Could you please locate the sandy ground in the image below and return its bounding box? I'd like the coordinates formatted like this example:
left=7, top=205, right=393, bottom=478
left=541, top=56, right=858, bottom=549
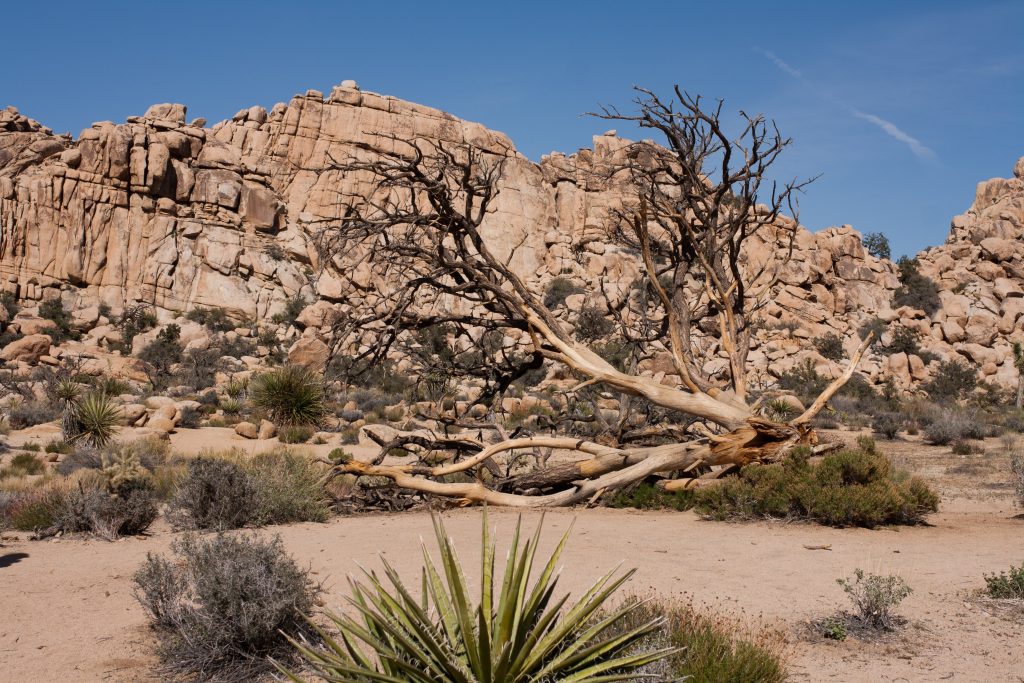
left=2, top=431, right=1023, bottom=682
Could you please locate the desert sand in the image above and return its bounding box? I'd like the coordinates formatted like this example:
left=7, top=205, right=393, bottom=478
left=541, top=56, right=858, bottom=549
left=1, top=433, right=1023, bottom=683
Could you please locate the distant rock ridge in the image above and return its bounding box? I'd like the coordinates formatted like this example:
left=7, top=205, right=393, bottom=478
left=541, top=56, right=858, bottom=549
left=1, top=85, right=1023, bottom=392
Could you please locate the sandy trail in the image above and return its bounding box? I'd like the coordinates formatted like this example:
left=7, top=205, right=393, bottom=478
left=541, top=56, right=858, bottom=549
left=2, top=504, right=1023, bottom=682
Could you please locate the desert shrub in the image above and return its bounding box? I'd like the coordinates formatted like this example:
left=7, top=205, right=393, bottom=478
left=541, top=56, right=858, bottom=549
left=44, top=439, right=72, bottom=455
left=893, top=256, right=940, bottom=314
left=185, top=307, right=236, bottom=333
left=219, top=397, right=243, bottom=415
left=337, top=408, right=363, bottom=422
left=1010, top=450, right=1024, bottom=506
left=38, top=298, right=77, bottom=342
left=923, top=359, right=977, bottom=401
left=862, top=231, right=891, bottom=260
left=270, top=294, right=307, bottom=327
left=134, top=533, right=318, bottom=681
left=0, top=291, right=18, bottom=319
left=574, top=305, right=615, bottom=342
left=1, top=452, right=45, bottom=478
left=178, top=406, right=202, bottom=428
left=837, top=568, right=912, bottom=630
left=66, top=392, right=120, bottom=447
left=1, top=485, right=66, bottom=531
left=763, top=397, right=802, bottom=422
left=858, top=316, right=888, bottom=346
left=543, top=275, right=585, bottom=309
left=250, top=365, right=326, bottom=427
left=287, top=511, right=672, bottom=682
left=776, top=358, right=829, bottom=404
left=243, top=449, right=329, bottom=524
left=820, top=616, right=847, bottom=641
left=339, top=425, right=359, bottom=445
left=814, top=332, right=845, bottom=361
left=21, top=441, right=41, bottom=452
left=6, top=400, right=59, bottom=429
left=924, top=408, right=987, bottom=445
left=279, top=425, right=314, bottom=444
left=984, top=564, right=1024, bottom=599
left=178, top=347, right=221, bottom=389
left=57, top=477, right=158, bottom=539
left=694, top=447, right=938, bottom=527
left=138, top=324, right=183, bottom=389
left=872, top=412, right=903, bottom=439
left=607, top=481, right=695, bottom=511
left=603, top=596, right=787, bottom=683
left=168, top=457, right=258, bottom=530
left=112, top=304, right=158, bottom=347
left=951, top=440, right=978, bottom=455
left=92, top=375, right=131, bottom=396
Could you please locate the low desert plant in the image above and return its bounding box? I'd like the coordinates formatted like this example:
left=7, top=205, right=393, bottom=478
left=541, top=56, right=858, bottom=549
left=607, top=482, right=695, bottom=511
left=813, top=332, right=845, bottom=361
left=67, top=392, right=120, bottom=447
left=574, top=305, right=615, bottom=342
left=168, top=457, right=258, bottom=530
left=57, top=476, right=158, bottom=539
left=820, top=616, right=847, bottom=641
left=134, top=533, right=318, bottom=681
left=278, top=424, right=314, bottom=444
left=286, top=512, right=676, bottom=682
left=893, top=256, right=940, bottom=315
left=983, top=564, right=1024, bottom=599
left=0, top=452, right=45, bottom=478
left=5, top=399, right=60, bottom=429
left=872, top=412, right=903, bottom=439
left=951, top=440, right=980, bottom=455
left=250, top=365, right=326, bottom=427
left=542, top=275, right=585, bottom=309
left=185, top=306, right=237, bottom=333
left=693, top=446, right=938, bottom=527
left=243, top=449, right=329, bottom=525
left=0, top=484, right=66, bottom=531
left=837, top=568, right=912, bottom=630
left=923, top=359, right=978, bottom=401
left=603, top=596, right=788, bottom=683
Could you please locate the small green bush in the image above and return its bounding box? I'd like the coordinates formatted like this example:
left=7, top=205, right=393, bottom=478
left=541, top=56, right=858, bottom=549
left=776, top=359, right=829, bottom=405
left=837, top=568, right=912, bottom=630
left=134, top=533, right=318, bottom=681
left=984, top=564, right=1024, bottom=599
left=608, top=482, right=695, bottom=511
left=244, top=449, right=329, bottom=525
left=820, top=616, right=847, bottom=641
left=1, top=452, right=45, bottom=478
left=270, top=294, right=307, bottom=327
left=872, top=412, right=903, bottom=440
left=605, top=596, right=787, bottom=683
left=814, top=332, right=845, bottom=361
left=574, top=305, right=615, bottom=342
left=38, top=298, right=77, bottom=342
left=862, top=232, right=891, bottom=260
left=278, top=425, right=314, bottom=444
left=168, top=458, right=257, bottom=530
left=1, top=485, right=66, bottom=531
left=543, top=276, right=585, bottom=308
left=923, top=359, right=977, bottom=401
left=893, top=256, right=940, bottom=314
left=693, top=447, right=938, bottom=527
left=185, top=307, right=237, bottom=333
left=250, top=365, right=326, bottom=427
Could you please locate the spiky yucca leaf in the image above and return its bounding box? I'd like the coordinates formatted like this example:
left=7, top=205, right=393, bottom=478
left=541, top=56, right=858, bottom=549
left=250, top=364, right=326, bottom=427
left=68, top=392, right=120, bottom=448
left=282, top=511, right=678, bottom=682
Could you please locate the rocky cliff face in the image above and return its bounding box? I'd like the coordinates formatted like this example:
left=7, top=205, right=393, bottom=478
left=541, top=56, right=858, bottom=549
left=1, top=83, right=1022, bottom=392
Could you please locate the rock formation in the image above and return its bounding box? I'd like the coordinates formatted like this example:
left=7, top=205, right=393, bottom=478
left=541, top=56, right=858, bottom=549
left=1, top=85, right=1023, bottom=394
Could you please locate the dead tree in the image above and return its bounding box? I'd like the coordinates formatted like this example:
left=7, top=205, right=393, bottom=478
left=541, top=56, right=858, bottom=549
left=318, top=87, right=871, bottom=507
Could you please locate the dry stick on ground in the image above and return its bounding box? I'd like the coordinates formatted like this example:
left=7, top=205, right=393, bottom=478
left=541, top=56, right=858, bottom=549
left=319, top=86, right=866, bottom=507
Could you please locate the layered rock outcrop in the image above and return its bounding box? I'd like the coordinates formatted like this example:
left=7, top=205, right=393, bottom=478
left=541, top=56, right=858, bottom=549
left=1, top=85, right=1023, bottom=393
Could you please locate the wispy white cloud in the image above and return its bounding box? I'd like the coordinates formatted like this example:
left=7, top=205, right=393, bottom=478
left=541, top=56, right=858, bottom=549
left=851, top=111, right=935, bottom=160
left=756, top=48, right=936, bottom=160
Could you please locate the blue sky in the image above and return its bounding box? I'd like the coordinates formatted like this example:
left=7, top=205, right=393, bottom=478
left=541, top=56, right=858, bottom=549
left=3, top=0, right=1022, bottom=257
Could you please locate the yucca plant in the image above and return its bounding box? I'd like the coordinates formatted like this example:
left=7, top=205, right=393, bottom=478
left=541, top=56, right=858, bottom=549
left=250, top=364, right=326, bottom=427
left=55, top=377, right=82, bottom=441
left=68, top=392, right=120, bottom=448
left=283, top=512, right=678, bottom=682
